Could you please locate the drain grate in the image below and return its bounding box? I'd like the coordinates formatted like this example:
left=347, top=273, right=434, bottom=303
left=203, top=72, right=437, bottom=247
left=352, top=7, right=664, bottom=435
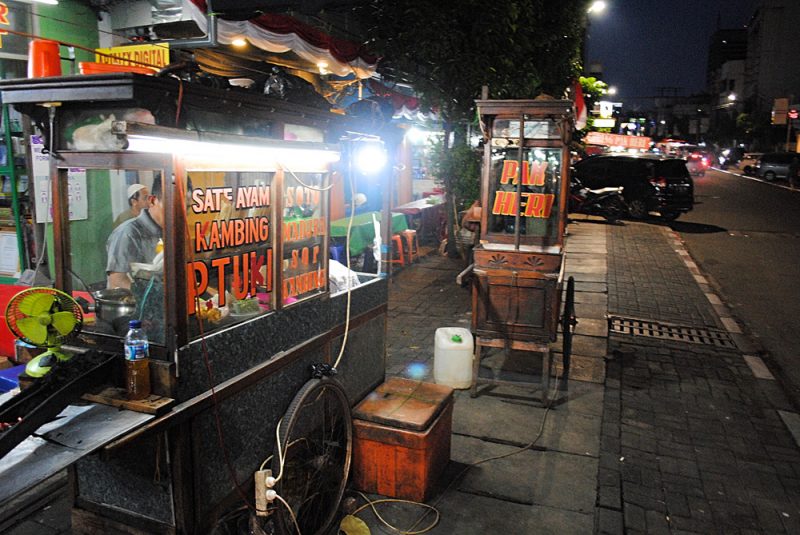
left=608, top=315, right=737, bottom=349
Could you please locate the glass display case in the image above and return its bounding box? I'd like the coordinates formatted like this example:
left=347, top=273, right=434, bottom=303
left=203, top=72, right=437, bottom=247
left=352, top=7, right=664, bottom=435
left=478, top=100, right=573, bottom=250
left=52, top=121, right=337, bottom=352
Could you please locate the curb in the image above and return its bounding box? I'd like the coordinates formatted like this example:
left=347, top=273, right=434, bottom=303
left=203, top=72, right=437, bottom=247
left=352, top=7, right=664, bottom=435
left=660, top=224, right=800, bottom=449
left=659, top=225, right=773, bottom=378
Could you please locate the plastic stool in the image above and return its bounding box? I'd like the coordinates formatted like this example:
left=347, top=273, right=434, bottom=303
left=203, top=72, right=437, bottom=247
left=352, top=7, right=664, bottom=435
left=330, top=244, right=345, bottom=263
left=387, top=234, right=405, bottom=265
left=400, top=229, right=419, bottom=263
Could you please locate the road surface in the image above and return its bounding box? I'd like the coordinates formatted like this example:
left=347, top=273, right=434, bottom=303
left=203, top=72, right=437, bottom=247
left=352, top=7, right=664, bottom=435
left=669, top=168, right=800, bottom=403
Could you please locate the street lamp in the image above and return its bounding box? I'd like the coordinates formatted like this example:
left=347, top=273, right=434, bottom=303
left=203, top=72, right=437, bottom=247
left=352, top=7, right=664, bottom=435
left=607, top=86, right=618, bottom=96
left=588, top=1, right=607, bottom=14
left=584, top=1, right=608, bottom=68
left=728, top=93, right=737, bottom=102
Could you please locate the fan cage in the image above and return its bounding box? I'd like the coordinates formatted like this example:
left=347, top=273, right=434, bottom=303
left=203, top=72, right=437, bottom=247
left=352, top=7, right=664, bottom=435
left=5, top=288, right=84, bottom=348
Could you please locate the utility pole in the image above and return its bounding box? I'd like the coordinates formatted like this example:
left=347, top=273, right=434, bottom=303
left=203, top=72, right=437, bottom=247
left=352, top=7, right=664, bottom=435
left=786, top=95, right=795, bottom=151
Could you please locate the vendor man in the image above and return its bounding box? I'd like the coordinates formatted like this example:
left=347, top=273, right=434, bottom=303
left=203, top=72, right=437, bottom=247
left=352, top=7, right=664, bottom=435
left=106, top=178, right=163, bottom=289
left=113, top=183, right=149, bottom=228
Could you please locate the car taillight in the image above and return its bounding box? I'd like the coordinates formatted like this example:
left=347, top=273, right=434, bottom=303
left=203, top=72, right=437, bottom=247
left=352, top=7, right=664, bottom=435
left=650, top=177, right=668, bottom=188
left=701, top=158, right=709, bottom=167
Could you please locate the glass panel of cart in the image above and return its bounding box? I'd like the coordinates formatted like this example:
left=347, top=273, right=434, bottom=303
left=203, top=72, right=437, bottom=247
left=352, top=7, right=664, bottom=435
left=185, top=170, right=276, bottom=338
left=66, top=168, right=167, bottom=344
left=281, top=171, right=329, bottom=305
left=486, top=146, right=562, bottom=243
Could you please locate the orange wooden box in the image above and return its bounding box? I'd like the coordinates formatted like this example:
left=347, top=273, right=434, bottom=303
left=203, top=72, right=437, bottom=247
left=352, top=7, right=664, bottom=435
left=351, top=378, right=454, bottom=502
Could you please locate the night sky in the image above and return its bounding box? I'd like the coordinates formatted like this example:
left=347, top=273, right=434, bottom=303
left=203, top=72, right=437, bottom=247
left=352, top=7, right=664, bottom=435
left=586, top=0, right=759, bottom=107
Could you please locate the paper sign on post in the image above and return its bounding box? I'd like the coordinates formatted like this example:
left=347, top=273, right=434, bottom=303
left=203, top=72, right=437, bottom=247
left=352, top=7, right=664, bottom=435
left=31, top=135, right=88, bottom=223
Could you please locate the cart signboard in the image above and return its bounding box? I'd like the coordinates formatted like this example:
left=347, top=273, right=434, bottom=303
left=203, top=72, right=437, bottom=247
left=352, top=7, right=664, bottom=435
left=477, top=99, right=573, bottom=250
left=486, top=145, right=563, bottom=243
left=185, top=172, right=276, bottom=324
left=281, top=173, right=328, bottom=304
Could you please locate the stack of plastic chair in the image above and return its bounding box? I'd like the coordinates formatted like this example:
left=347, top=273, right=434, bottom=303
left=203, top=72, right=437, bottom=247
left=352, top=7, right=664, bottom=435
left=385, top=234, right=405, bottom=266
left=400, top=229, right=419, bottom=263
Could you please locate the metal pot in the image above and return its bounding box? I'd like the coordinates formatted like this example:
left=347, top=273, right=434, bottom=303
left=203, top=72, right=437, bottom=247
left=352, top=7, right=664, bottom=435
left=93, top=288, right=137, bottom=323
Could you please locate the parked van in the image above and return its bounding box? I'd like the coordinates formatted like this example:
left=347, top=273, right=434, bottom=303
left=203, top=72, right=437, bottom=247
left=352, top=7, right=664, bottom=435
left=756, top=152, right=798, bottom=181
left=572, top=154, right=694, bottom=221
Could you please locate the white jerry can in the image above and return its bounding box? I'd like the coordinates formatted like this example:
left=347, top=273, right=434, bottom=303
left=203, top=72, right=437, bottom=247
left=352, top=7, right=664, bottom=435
left=433, top=327, right=474, bottom=389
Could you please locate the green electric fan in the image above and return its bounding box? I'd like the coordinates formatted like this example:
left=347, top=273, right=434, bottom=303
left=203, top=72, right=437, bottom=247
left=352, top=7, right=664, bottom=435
left=5, top=287, right=84, bottom=378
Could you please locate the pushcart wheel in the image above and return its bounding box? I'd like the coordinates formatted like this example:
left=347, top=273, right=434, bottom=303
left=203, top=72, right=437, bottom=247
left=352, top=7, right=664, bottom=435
left=272, top=377, right=352, bottom=535
left=561, top=276, right=577, bottom=380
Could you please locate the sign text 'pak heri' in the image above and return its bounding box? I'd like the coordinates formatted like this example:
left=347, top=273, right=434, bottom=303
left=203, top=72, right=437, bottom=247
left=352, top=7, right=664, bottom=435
left=491, top=160, right=554, bottom=219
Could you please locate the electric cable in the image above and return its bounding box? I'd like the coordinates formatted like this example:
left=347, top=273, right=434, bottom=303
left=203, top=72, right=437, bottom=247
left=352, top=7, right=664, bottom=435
left=282, top=166, right=334, bottom=191
left=258, top=437, right=307, bottom=472
left=0, top=27, right=165, bottom=71
left=138, top=277, right=156, bottom=322
left=274, top=493, right=302, bottom=535
left=347, top=371, right=564, bottom=534
left=26, top=214, right=49, bottom=284
left=176, top=172, right=256, bottom=511
left=258, top=145, right=358, bottom=529
left=24, top=9, right=166, bottom=55
left=352, top=492, right=440, bottom=535
left=332, top=147, right=359, bottom=369
left=404, top=368, right=564, bottom=534
left=273, top=417, right=286, bottom=483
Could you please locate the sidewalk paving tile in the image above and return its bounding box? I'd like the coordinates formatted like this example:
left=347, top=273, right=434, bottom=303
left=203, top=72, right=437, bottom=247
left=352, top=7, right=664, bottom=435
left=453, top=388, right=603, bottom=457
left=598, top=220, right=800, bottom=535
left=454, top=435, right=598, bottom=513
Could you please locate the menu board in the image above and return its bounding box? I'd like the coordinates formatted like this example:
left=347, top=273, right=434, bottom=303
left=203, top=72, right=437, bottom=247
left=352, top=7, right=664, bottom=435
left=486, top=147, right=562, bottom=242
left=281, top=172, right=329, bottom=305
left=0, top=231, right=18, bottom=275
left=185, top=171, right=275, bottom=329
left=31, top=135, right=88, bottom=223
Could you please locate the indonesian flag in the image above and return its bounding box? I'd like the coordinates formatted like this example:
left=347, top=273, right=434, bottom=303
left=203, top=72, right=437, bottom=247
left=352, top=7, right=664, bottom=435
left=573, top=80, right=587, bottom=130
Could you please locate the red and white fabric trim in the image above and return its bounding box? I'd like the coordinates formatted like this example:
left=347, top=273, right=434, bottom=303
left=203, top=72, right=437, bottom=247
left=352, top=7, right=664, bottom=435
left=186, top=0, right=377, bottom=79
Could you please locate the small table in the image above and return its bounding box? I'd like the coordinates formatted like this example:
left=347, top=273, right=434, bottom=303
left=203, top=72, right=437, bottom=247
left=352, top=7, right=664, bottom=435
left=330, top=211, right=409, bottom=256
left=391, top=196, right=445, bottom=244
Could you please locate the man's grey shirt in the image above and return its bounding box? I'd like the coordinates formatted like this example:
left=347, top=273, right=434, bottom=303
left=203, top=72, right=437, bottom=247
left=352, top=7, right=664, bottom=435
left=106, top=209, right=161, bottom=275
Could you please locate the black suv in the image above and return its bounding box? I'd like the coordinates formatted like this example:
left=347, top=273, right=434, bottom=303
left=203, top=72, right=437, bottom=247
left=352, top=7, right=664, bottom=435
left=572, top=154, right=694, bottom=221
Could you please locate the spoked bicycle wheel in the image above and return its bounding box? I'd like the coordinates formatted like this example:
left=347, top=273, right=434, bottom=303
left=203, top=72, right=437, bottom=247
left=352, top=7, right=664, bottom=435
left=561, top=276, right=577, bottom=380
left=272, top=377, right=352, bottom=535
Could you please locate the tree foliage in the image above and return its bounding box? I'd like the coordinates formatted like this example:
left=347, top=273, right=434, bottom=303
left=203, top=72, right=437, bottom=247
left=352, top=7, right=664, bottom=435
left=356, top=0, right=590, bottom=125
left=579, top=76, right=608, bottom=111
left=429, top=140, right=481, bottom=209
left=354, top=0, right=590, bottom=255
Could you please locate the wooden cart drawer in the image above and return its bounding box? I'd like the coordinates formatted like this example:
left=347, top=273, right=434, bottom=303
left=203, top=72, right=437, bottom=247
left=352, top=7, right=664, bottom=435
left=474, top=249, right=562, bottom=273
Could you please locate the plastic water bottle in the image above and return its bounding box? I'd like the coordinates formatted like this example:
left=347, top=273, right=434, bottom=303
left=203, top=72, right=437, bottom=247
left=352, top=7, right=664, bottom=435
left=124, top=319, right=151, bottom=400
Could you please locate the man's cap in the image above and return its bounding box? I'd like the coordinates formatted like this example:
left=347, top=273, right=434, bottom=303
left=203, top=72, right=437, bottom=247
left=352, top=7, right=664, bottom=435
left=127, top=184, right=147, bottom=199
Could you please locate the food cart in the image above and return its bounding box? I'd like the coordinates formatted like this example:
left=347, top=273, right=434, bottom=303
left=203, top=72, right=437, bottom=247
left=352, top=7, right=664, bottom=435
left=470, top=98, right=577, bottom=401
left=0, top=73, right=388, bottom=534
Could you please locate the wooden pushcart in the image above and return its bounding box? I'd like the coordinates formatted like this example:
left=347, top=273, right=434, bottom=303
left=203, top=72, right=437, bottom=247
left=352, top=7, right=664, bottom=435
left=469, top=98, right=577, bottom=401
